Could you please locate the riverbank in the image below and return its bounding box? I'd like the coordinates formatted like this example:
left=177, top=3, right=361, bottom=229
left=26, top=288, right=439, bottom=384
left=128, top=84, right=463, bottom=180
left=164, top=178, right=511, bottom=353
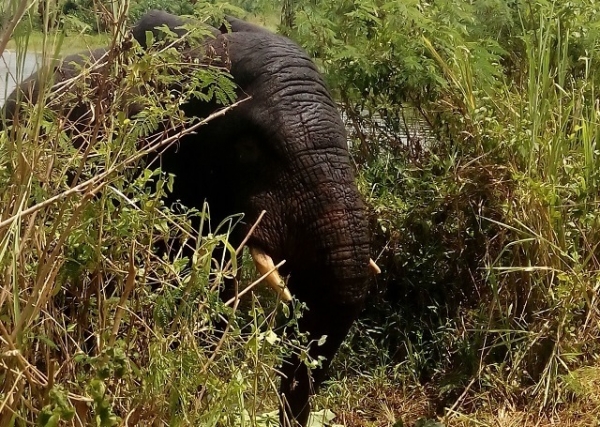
left=5, top=30, right=111, bottom=55
left=0, top=31, right=108, bottom=104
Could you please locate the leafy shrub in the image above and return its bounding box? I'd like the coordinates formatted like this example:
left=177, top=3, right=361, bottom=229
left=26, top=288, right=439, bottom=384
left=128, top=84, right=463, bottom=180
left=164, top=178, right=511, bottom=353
left=291, top=0, right=600, bottom=415
left=0, top=10, right=305, bottom=426
left=128, top=0, right=196, bottom=24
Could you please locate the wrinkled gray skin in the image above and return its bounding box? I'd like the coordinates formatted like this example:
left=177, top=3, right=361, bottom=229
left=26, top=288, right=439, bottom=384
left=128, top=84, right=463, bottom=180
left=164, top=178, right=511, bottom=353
left=3, top=11, right=372, bottom=426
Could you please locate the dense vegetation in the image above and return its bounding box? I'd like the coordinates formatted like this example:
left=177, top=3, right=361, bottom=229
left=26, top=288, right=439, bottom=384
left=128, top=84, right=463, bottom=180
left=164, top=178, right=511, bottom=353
left=2, top=0, right=600, bottom=426
left=289, top=0, right=600, bottom=424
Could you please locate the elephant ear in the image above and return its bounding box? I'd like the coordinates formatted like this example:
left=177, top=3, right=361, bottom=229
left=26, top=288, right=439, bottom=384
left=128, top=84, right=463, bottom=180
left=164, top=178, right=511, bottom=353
left=219, top=16, right=273, bottom=35
left=1, top=48, right=109, bottom=130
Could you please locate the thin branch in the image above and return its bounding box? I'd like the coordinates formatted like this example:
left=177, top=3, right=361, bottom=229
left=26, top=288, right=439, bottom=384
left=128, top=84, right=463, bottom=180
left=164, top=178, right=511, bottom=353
left=224, top=259, right=286, bottom=306
left=0, top=0, right=34, bottom=57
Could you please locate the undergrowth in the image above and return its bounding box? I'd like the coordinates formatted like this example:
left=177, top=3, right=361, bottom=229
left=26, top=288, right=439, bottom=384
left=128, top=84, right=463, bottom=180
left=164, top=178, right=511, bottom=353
left=0, top=3, right=308, bottom=426
left=290, top=0, right=600, bottom=425
left=6, top=0, right=600, bottom=426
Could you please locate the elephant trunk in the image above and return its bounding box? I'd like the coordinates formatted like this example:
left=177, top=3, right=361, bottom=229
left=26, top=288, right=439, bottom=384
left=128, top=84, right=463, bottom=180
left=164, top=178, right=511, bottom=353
left=303, top=203, right=371, bottom=304
left=211, top=28, right=372, bottom=426
left=274, top=105, right=372, bottom=427
left=278, top=202, right=370, bottom=425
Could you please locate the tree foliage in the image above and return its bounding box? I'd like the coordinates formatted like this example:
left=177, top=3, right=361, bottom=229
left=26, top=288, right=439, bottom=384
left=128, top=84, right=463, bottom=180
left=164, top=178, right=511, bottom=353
left=288, top=0, right=600, bottom=415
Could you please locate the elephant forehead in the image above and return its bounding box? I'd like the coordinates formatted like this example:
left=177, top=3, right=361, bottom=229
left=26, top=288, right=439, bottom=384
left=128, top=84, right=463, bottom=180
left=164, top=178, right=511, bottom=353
left=199, top=32, right=349, bottom=157
left=237, top=89, right=348, bottom=154
left=219, top=33, right=332, bottom=104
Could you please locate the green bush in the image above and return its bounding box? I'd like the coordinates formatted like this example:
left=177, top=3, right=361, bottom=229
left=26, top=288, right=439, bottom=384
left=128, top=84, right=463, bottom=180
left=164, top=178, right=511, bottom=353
left=291, top=0, right=600, bottom=415
left=0, top=11, right=304, bottom=426
left=129, top=0, right=196, bottom=24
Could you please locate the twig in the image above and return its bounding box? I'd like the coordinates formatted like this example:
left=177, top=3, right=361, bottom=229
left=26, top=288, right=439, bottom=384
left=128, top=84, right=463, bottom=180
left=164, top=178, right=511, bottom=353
left=108, top=185, right=196, bottom=256
left=0, top=0, right=33, bottom=57
left=0, top=370, right=25, bottom=425
left=199, top=288, right=240, bottom=376
left=108, top=242, right=137, bottom=347
left=221, top=209, right=267, bottom=274
left=0, top=321, right=47, bottom=387
left=224, top=259, right=286, bottom=306
left=234, top=210, right=267, bottom=258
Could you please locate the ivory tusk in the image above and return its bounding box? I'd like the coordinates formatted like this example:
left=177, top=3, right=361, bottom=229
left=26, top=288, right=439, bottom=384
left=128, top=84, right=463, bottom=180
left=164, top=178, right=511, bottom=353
left=249, top=247, right=293, bottom=302
left=369, top=258, right=381, bottom=274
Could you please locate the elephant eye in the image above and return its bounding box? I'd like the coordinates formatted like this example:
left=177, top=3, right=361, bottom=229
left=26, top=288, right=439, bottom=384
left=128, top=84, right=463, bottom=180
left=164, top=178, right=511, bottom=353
left=235, top=137, right=261, bottom=163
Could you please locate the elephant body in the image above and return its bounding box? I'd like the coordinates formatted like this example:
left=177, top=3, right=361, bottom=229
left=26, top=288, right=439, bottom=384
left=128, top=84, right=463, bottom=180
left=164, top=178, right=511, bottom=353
left=3, top=11, right=373, bottom=426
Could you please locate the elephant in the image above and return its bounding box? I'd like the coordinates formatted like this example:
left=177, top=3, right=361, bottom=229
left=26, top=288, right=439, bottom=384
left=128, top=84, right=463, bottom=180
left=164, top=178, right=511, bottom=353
left=2, top=10, right=378, bottom=426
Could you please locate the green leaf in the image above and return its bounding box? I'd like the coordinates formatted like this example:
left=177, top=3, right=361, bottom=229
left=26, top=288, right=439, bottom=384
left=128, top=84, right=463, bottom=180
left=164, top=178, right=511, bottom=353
left=307, top=409, right=337, bottom=427
left=415, top=418, right=445, bottom=427
left=265, top=330, right=279, bottom=345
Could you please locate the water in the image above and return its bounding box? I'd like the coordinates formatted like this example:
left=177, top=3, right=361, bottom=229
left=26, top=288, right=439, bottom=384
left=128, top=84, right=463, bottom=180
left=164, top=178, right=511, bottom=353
left=0, top=51, right=39, bottom=105
left=342, top=109, right=435, bottom=151
left=0, top=50, right=435, bottom=151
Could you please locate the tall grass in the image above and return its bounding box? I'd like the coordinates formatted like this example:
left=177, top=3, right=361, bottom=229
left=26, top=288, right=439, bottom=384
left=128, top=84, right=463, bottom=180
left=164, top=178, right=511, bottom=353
left=294, top=0, right=600, bottom=425
left=418, top=0, right=600, bottom=418
left=0, top=3, right=306, bottom=426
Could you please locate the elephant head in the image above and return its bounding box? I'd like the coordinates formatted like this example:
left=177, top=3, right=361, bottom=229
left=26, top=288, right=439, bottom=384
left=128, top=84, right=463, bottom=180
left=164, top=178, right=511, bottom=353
left=2, top=10, right=377, bottom=426
left=130, top=12, right=377, bottom=424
